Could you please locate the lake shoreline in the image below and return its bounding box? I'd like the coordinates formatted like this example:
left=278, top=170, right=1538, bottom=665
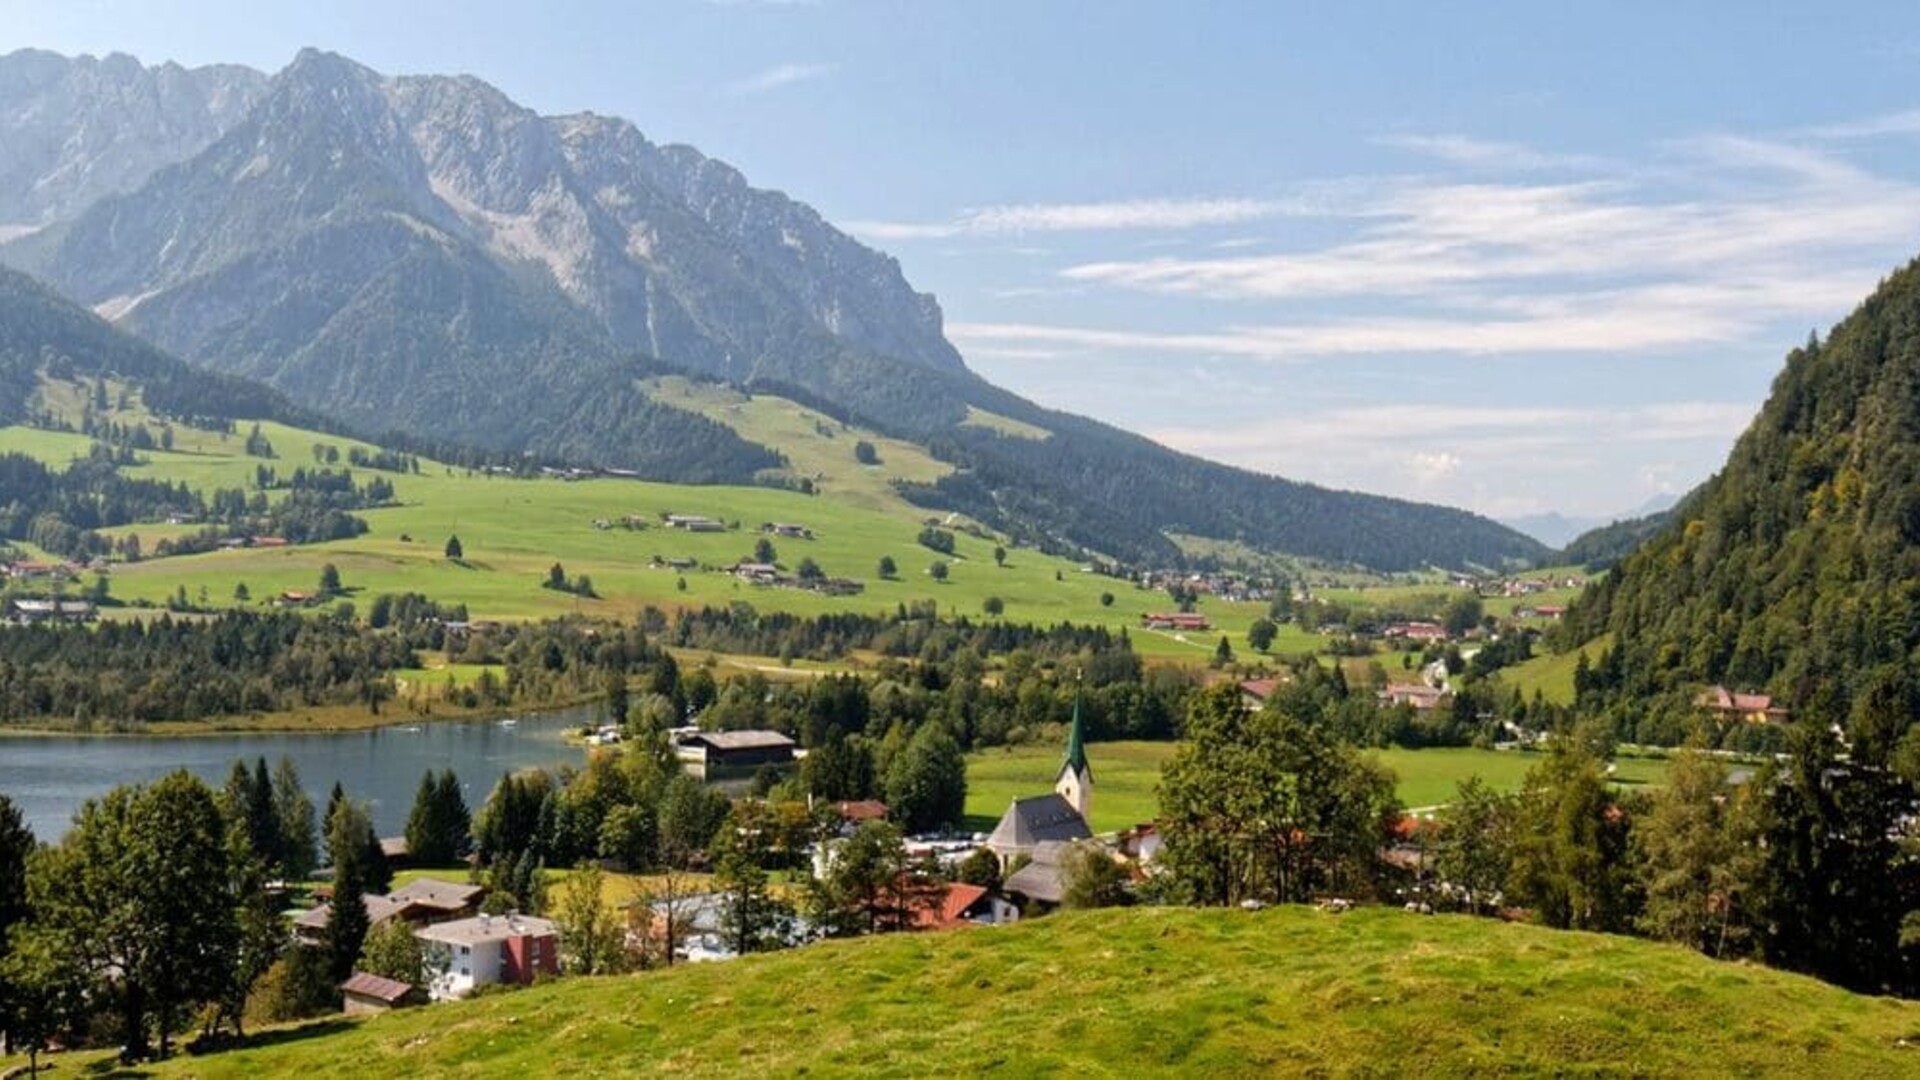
left=0, top=690, right=608, bottom=739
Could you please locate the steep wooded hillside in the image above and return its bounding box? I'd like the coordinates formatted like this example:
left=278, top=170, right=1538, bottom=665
left=1564, top=257, right=1920, bottom=734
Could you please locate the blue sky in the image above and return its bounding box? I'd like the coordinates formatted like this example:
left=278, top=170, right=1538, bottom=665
left=7, top=2, right=1920, bottom=521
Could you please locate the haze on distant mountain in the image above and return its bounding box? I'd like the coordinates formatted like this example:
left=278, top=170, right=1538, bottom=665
left=0, top=48, right=1546, bottom=572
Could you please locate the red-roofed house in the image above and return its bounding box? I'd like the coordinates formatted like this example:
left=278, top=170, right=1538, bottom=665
left=1239, top=678, right=1284, bottom=710
left=1696, top=686, right=1789, bottom=724
left=912, top=883, right=1020, bottom=930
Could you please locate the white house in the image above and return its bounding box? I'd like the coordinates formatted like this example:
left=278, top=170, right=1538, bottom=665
left=416, top=912, right=560, bottom=1001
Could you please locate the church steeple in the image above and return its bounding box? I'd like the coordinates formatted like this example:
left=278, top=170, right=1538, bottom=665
left=1055, top=693, right=1093, bottom=822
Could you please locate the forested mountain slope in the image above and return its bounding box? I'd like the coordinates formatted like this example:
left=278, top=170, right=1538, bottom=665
left=1563, top=257, right=1920, bottom=731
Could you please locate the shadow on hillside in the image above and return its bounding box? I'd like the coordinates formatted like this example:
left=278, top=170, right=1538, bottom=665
left=78, top=1020, right=358, bottom=1077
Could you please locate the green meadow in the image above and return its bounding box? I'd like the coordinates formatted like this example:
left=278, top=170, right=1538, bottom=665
left=0, top=384, right=1292, bottom=661
left=962, top=740, right=1675, bottom=831
left=37, top=906, right=1918, bottom=1078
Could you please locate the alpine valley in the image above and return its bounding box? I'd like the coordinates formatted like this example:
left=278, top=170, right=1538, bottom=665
left=0, top=48, right=1545, bottom=572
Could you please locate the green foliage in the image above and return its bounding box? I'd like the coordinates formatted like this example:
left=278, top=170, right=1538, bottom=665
left=808, top=820, right=923, bottom=937
left=853, top=440, right=879, bottom=466
left=1246, top=617, right=1277, bottom=652
left=445, top=534, right=463, bottom=560
left=1505, top=735, right=1636, bottom=933
left=27, top=771, right=238, bottom=1061
left=324, top=799, right=377, bottom=984
left=554, top=864, right=628, bottom=976
left=884, top=723, right=968, bottom=834
left=1061, top=842, right=1132, bottom=910
left=1635, top=749, right=1753, bottom=956
left=358, top=918, right=424, bottom=988
left=1431, top=777, right=1514, bottom=916
left=916, top=526, right=956, bottom=556
left=1157, top=682, right=1400, bottom=905
left=1566, top=266, right=1920, bottom=731
left=928, top=560, right=948, bottom=582
left=404, top=768, right=471, bottom=866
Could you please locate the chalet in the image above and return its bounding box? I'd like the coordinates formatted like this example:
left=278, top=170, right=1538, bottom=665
left=7, top=561, right=73, bottom=582
left=665, top=514, right=727, bottom=533
left=1532, top=605, right=1566, bottom=619
left=732, top=562, right=783, bottom=585
left=417, top=912, right=560, bottom=1000
left=911, top=882, right=1020, bottom=930
left=293, top=877, right=484, bottom=945
left=1379, top=683, right=1449, bottom=711
left=1239, top=677, right=1284, bottom=710
left=276, top=591, right=313, bottom=607
left=1696, top=686, right=1789, bottom=724
left=378, top=837, right=413, bottom=867
left=339, top=971, right=425, bottom=1014
left=675, top=729, right=799, bottom=781
left=251, top=536, right=291, bottom=548
left=1141, top=612, right=1211, bottom=632
left=835, top=800, right=891, bottom=827
left=763, top=522, right=814, bottom=539
left=11, top=598, right=93, bottom=623
left=1382, top=622, right=1448, bottom=642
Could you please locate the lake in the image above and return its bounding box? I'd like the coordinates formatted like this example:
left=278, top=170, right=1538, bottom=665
left=0, top=708, right=592, bottom=843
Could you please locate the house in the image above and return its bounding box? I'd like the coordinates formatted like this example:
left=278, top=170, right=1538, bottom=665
left=387, top=877, right=486, bottom=920
left=276, top=590, right=312, bottom=607
left=1382, top=622, right=1448, bottom=642
left=1532, top=605, right=1566, bottom=619
left=732, top=562, right=783, bottom=585
left=1379, top=683, right=1449, bottom=711
left=1141, top=612, right=1211, bottom=632
left=675, top=730, right=799, bottom=781
left=1239, top=677, right=1283, bottom=710
left=834, top=800, right=891, bottom=827
left=985, top=794, right=1091, bottom=869
left=378, top=837, right=413, bottom=867
left=1116, top=823, right=1162, bottom=864
left=637, top=892, right=813, bottom=963
left=911, top=882, right=1020, bottom=930
left=665, top=514, right=727, bottom=533
left=416, top=912, right=561, bottom=1000
left=339, top=971, right=425, bottom=1014
left=763, top=522, right=814, bottom=539
left=293, top=877, right=484, bottom=945
left=11, top=598, right=93, bottom=623
left=1696, top=686, right=1789, bottom=724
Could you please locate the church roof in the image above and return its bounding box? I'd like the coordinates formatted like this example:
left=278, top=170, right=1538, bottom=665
left=986, top=794, right=1091, bottom=854
left=1057, top=695, right=1092, bottom=783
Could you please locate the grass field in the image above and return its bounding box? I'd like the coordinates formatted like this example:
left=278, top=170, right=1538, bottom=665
left=964, top=741, right=1675, bottom=830
left=0, top=376, right=1300, bottom=662
left=1498, top=632, right=1612, bottom=706
left=34, top=906, right=1920, bottom=1078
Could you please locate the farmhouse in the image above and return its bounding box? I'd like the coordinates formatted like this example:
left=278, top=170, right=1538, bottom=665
left=732, top=562, right=783, bottom=585
left=666, top=514, right=727, bottom=532
left=675, top=729, right=799, bottom=781
left=11, top=598, right=93, bottom=623
left=1382, top=622, right=1448, bottom=642
left=763, top=522, right=814, bottom=539
left=417, top=912, right=560, bottom=1000
left=1239, top=677, right=1283, bottom=710
left=1696, top=685, right=1789, bottom=724
left=1379, top=683, right=1449, bottom=711
left=1002, top=840, right=1081, bottom=910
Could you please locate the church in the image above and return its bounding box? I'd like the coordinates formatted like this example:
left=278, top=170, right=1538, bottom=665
left=984, top=698, right=1095, bottom=869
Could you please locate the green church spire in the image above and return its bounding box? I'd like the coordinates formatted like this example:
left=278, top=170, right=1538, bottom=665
left=1061, top=693, right=1092, bottom=781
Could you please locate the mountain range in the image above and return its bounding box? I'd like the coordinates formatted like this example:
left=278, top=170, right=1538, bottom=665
left=0, top=48, right=1547, bottom=571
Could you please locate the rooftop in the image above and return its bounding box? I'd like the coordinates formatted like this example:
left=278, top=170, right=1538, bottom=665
left=416, top=912, right=558, bottom=947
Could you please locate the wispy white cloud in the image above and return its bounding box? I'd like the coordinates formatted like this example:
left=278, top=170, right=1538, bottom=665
left=727, top=61, right=836, bottom=95
left=1806, top=108, right=1920, bottom=140
left=846, top=196, right=1303, bottom=240
left=1373, top=133, right=1601, bottom=171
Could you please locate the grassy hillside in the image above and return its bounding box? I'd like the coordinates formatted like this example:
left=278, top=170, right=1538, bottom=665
left=0, top=379, right=1296, bottom=662
left=64, top=906, right=1920, bottom=1078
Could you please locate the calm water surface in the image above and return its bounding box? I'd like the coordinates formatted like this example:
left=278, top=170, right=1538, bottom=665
left=0, top=707, right=591, bottom=842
